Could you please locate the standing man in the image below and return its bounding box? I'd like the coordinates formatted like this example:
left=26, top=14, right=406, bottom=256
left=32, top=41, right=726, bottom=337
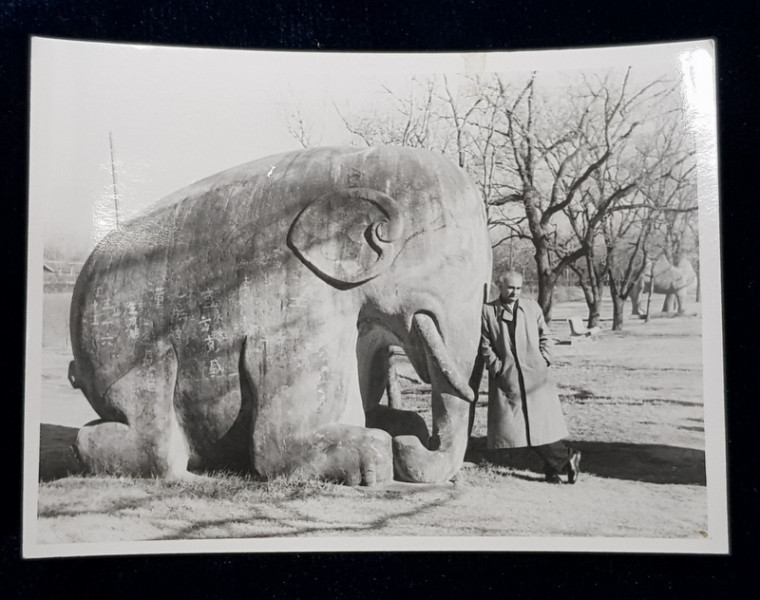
left=480, top=270, right=581, bottom=484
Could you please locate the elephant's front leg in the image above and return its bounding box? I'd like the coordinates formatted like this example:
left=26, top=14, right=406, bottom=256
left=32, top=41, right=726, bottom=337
left=251, top=423, right=393, bottom=486
left=357, top=335, right=430, bottom=445
left=385, top=345, right=404, bottom=409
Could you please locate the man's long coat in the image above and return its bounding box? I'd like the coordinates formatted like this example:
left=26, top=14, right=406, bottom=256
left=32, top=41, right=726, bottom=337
left=480, top=297, right=568, bottom=449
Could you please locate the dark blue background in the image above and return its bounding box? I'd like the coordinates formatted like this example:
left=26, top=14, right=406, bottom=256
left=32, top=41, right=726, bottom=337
left=2, top=1, right=756, bottom=597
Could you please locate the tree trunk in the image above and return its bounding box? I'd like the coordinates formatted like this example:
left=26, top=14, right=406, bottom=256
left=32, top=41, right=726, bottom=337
left=611, top=294, right=625, bottom=330
left=573, top=264, right=603, bottom=329
left=576, top=268, right=593, bottom=305
left=587, top=266, right=604, bottom=329
left=575, top=251, right=604, bottom=329
left=537, top=274, right=556, bottom=322
left=534, top=242, right=557, bottom=322
left=607, top=268, right=625, bottom=331
left=587, top=297, right=602, bottom=329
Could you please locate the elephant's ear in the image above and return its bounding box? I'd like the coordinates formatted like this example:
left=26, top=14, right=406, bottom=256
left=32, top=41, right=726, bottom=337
left=287, top=187, right=405, bottom=288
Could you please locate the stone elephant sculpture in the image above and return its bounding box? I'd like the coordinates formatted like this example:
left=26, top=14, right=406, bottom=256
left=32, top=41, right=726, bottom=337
left=629, top=256, right=697, bottom=315
left=68, top=146, right=492, bottom=485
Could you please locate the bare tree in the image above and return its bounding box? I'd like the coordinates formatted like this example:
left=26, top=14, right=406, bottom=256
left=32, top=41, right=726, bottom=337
left=567, top=151, right=657, bottom=330
left=566, top=198, right=608, bottom=328
left=333, top=76, right=443, bottom=150
left=282, top=104, right=322, bottom=149
left=438, top=75, right=483, bottom=168
left=331, top=75, right=522, bottom=247
left=302, top=69, right=688, bottom=323
left=476, top=69, right=676, bottom=321
left=647, top=156, right=699, bottom=264
left=602, top=116, right=697, bottom=329
left=603, top=198, right=654, bottom=330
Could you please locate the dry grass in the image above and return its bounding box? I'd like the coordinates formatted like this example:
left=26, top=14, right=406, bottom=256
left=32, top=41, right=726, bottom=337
left=37, top=468, right=705, bottom=542
left=33, top=294, right=709, bottom=545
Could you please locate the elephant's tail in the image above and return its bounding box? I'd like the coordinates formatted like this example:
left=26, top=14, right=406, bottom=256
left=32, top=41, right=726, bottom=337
left=68, top=360, right=81, bottom=389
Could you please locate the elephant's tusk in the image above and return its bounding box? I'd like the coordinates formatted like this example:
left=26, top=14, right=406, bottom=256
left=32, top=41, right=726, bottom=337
left=412, top=313, right=475, bottom=403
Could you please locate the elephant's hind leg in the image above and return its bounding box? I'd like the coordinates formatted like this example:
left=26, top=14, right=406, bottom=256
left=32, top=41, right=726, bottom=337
left=75, top=344, right=191, bottom=479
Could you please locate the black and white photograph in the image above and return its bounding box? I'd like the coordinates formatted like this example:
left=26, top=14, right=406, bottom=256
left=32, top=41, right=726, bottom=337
left=23, top=38, right=725, bottom=557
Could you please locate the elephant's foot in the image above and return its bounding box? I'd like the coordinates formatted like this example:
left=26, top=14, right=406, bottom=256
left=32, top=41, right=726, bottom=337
left=74, top=343, right=192, bottom=479
left=75, top=420, right=145, bottom=475
left=75, top=418, right=190, bottom=479
left=253, top=424, right=393, bottom=486
left=365, top=405, right=430, bottom=445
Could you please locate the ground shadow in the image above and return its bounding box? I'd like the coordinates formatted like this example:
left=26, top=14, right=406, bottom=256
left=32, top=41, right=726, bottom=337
left=156, top=484, right=462, bottom=541
left=39, top=424, right=85, bottom=481
left=465, top=437, right=706, bottom=486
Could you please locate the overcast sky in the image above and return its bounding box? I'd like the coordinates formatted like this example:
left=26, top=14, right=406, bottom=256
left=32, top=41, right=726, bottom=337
left=29, top=38, right=713, bottom=257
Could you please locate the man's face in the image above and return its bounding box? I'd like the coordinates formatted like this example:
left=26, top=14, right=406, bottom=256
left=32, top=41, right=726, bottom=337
left=499, top=273, right=522, bottom=304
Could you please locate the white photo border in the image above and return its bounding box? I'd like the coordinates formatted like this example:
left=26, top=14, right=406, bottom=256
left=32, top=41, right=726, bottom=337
left=23, top=38, right=726, bottom=557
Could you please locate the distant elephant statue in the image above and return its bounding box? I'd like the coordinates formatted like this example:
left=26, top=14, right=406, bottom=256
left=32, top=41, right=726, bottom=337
left=68, top=146, right=492, bottom=485
left=629, top=256, right=697, bottom=315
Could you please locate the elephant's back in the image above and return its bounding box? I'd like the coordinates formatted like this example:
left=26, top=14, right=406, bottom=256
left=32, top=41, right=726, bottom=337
left=68, top=147, right=363, bottom=396
left=146, top=144, right=475, bottom=238
left=69, top=145, right=474, bottom=398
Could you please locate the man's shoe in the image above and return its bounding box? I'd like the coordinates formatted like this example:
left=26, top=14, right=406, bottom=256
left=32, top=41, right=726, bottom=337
left=544, top=472, right=562, bottom=484
left=566, top=450, right=582, bottom=484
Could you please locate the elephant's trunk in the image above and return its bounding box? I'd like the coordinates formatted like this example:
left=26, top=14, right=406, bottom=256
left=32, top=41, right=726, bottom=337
left=392, top=313, right=475, bottom=483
